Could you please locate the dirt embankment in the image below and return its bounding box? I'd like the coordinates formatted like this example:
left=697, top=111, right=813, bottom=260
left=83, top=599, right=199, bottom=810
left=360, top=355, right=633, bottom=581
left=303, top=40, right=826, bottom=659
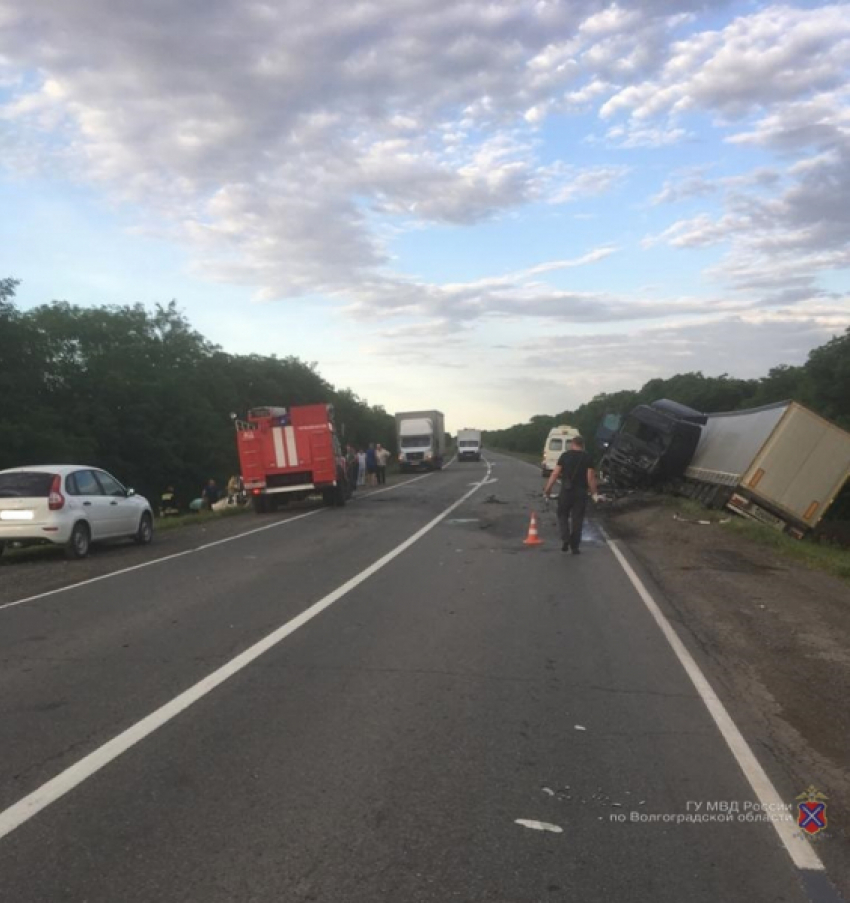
left=604, top=497, right=850, bottom=896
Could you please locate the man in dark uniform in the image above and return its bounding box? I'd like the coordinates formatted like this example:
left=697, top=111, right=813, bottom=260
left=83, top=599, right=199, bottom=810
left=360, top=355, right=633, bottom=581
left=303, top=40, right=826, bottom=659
left=542, top=436, right=599, bottom=554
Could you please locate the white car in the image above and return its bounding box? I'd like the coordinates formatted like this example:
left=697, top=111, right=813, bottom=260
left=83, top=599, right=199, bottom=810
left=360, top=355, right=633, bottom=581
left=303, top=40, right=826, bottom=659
left=0, top=465, right=154, bottom=560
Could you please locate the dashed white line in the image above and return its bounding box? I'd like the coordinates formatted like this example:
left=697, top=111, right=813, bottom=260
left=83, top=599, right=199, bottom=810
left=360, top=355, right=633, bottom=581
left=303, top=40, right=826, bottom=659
left=0, top=461, right=492, bottom=842
left=0, top=473, right=434, bottom=614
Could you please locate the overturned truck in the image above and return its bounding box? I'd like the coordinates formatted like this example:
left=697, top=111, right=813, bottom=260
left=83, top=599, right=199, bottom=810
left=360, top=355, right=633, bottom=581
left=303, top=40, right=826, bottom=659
left=601, top=399, right=850, bottom=536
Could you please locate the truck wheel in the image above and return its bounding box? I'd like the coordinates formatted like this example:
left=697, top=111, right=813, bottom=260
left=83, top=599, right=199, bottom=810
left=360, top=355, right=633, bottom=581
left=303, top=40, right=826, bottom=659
left=253, top=495, right=268, bottom=514
left=0, top=541, right=5, bottom=558
left=334, top=483, right=347, bottom=507
left=322, top=488, right=335, bottom=507
left=65, top=522, right=91, bottom=559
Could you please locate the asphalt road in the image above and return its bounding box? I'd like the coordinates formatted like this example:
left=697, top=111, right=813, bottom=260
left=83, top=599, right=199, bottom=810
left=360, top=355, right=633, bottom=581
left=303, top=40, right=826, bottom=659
left=0, top=453, right=842, bottom=902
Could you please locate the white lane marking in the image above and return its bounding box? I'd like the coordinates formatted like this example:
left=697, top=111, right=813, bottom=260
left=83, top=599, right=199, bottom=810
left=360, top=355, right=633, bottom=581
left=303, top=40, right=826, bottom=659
left=603, top=531, right=823, bottom=872
left=356, top=472, right=432, bottom=500
left=0, top=461, right=493, bottom=841
left=515, top=819, right=563, bottom=834
left=0, top=474, right=433, bottom=614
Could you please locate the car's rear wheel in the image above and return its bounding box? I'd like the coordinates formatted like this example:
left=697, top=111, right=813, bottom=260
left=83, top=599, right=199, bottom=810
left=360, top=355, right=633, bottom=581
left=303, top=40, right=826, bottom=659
left=134, top=512, right=154, bottom=545
left=65, top=522, right=91, bottom=559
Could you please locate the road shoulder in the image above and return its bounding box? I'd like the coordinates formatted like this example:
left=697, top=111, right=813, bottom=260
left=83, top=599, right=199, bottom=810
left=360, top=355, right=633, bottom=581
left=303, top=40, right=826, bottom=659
left=603, top=498, right=850, bottom=898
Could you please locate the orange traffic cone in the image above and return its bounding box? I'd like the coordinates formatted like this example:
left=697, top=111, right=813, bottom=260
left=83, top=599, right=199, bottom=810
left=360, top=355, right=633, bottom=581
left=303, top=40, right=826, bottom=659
left=523, top=511, right=544, bottom=546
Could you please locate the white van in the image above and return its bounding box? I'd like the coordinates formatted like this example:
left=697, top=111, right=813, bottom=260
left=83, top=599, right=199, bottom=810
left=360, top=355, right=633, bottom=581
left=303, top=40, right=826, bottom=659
left=456, top=428, right=482, bottom=462
left=541, top=425, right=581, bottom=476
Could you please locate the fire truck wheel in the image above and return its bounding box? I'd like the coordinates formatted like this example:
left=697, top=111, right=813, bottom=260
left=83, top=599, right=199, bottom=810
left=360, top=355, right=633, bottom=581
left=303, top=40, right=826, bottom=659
left=253, top=495, right=268, bottom=514
left=334, top=483, right=347, bottom=507
left=322, top=488, right=335, bottom=507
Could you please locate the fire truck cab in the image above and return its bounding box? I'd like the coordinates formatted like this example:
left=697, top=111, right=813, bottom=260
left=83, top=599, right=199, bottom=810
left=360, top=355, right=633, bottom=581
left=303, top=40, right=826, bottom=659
left=235, top=404, right=352, bottom=512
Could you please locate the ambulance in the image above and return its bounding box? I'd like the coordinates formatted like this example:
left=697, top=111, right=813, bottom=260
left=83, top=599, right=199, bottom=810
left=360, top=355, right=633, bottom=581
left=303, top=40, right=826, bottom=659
left=541, top=424, right=581, bottom=476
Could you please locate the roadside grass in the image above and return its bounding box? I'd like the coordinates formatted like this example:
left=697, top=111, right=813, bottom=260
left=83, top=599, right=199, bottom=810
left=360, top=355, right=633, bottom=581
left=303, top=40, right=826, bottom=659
left=661, top=496, right=850, bottom=581
left=154, top=504, right=252, bottom=532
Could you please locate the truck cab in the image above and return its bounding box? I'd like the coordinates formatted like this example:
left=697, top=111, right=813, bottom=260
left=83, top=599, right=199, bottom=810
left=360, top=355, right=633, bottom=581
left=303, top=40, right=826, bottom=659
left=602, top=399, right=706, bottom=488
left=456, top=429, right=482, bottom=462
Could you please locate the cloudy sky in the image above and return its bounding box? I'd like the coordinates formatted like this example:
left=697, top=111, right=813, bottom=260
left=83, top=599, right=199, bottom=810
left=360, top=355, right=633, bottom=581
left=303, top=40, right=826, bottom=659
left=2, top=1, right=849, bottom=429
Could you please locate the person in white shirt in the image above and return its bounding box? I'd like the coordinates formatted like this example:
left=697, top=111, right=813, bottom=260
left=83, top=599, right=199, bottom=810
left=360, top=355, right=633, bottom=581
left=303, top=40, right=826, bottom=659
left=375, top=444, right=392, bottom=485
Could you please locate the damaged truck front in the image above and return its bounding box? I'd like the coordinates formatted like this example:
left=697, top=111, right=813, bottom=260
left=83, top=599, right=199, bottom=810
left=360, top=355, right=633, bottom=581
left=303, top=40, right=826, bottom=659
left=601, top=399, right=706, bottom=489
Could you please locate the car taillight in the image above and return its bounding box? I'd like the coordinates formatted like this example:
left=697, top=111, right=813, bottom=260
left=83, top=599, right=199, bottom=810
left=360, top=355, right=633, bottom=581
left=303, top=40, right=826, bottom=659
left=48, top=474, right=65, bottom=510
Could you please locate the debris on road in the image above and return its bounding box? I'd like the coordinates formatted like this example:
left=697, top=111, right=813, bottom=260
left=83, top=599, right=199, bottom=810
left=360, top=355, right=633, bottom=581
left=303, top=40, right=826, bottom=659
left=672, top=513, right=731, bottom=526
left=515, top=819, right=563, bottom=834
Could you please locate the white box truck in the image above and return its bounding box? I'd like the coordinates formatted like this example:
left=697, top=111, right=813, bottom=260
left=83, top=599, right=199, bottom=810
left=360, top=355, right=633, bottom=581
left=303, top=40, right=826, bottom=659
left=395, top=410, right=447, bottom=472
left=456, top=428, right=482, bottom=462
left=683, top=401, right=850, bottom=535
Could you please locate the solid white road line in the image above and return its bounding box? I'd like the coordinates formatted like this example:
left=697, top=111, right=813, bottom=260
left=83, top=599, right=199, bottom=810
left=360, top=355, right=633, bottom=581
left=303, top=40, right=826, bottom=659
left=0, top=461, right=492, bottom=842
left=356, top=472, right=432, bottom=498
left=603, top=533, right=823, bottom=873
left=0, top=473, right=436, bottom=614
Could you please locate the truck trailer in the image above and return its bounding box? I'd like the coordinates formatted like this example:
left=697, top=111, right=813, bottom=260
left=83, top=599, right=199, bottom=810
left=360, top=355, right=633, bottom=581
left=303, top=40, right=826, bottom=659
left=682, top=401, right=850, bottom=535
left=395, top=410, right=446, bottom=472
left=235, top=404, right=352, bottom=512
left=456, top=428, right=482, bottom=462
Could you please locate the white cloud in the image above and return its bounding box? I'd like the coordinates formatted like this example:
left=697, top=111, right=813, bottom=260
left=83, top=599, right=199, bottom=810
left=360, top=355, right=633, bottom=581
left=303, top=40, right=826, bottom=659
left=2, top=0, right=849, bottom=428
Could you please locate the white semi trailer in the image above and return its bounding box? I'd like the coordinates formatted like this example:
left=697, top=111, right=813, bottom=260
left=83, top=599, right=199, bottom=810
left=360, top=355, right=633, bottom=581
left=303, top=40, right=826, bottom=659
left=395, top=410, right=447, bottom=472
left=683, top=401, right=850, bottom=536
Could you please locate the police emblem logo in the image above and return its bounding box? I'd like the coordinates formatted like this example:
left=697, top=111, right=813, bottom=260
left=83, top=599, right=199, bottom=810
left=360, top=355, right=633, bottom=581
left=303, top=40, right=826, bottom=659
left=796, top=786, right=828, bottom=835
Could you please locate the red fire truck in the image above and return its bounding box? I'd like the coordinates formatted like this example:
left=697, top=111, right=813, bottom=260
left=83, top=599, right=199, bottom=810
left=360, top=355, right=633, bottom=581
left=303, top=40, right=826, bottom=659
left=234, top=404, right=352, bottom=512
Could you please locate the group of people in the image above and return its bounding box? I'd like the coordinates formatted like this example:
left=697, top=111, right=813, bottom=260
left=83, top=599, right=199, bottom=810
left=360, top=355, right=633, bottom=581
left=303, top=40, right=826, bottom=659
left=345, top=443, right=392, bottom=488
left=199, top=476, right=245, bottom=511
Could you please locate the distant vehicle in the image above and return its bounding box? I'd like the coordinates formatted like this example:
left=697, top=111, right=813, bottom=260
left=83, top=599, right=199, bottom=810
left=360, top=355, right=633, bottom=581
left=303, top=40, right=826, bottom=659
left=541, top=424, right=581, bottom=476
left=0, top=465, right=154, bottom=560
left=456, top=428, right=482, bottom=462
left=600, top=400, right=706, bottom=487
left=395, top=410, right=446, bottom=472
left=682, top=401, right=850, bottom=536
left=234, top=404, right=352, bottom=512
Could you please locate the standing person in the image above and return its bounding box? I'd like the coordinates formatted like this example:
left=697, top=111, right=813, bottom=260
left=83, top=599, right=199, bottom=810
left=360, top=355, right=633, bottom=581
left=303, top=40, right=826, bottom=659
left=375, top=443, right=391, bottom=485
left=543, top=436, right=599, bottom=554
left=345, top=444, right=359, bottom=490
left=201, top=479, right=220, bottom=510
left=357, top=448, right=367, bottom=487
left=365, top=443, right=378, bottom=487
left=226, top=474, right=240, bottom=505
